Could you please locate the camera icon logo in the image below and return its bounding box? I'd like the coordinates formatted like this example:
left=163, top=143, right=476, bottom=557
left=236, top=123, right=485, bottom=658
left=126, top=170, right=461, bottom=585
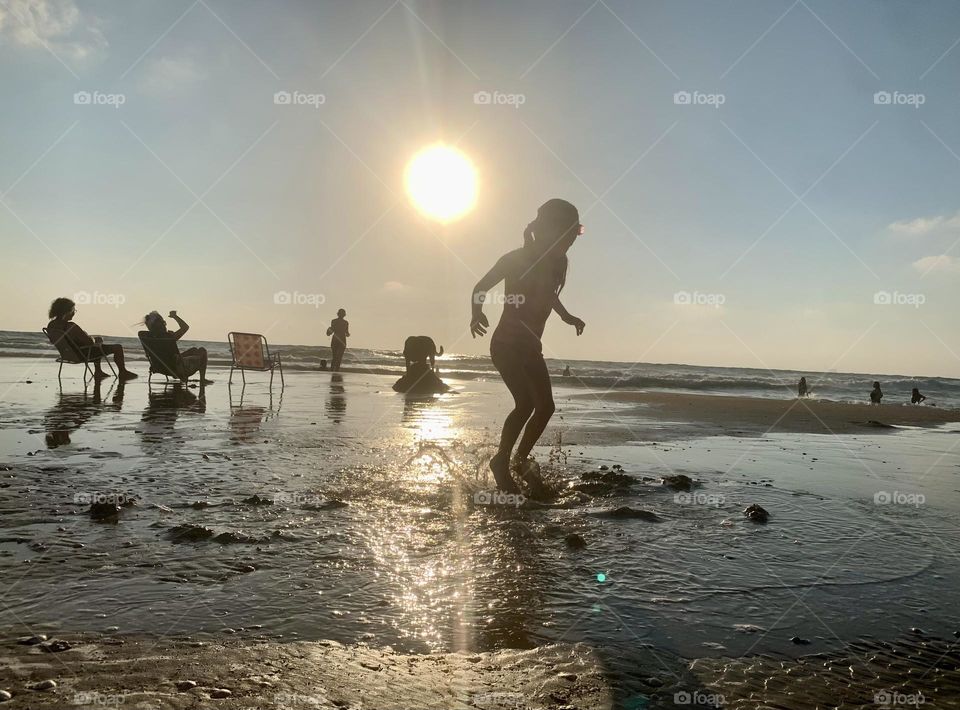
left=273, top=291, right=292, bottom=305
left=274, top=91, right=292, bottom=105
left=874, top=91, right=892, bottom=105
left=473, top=90, right=492, bottom=105
left=473, top=490, right=492, bottom=505
left=874, top=491, right=892, bottom=505
left=873, top=290, right=892, bottom=305
left=674, top=91, right=691, bottom=105
left=74, top=91, right=92, bottom=105
left=673, top=290, right=692, bottom=305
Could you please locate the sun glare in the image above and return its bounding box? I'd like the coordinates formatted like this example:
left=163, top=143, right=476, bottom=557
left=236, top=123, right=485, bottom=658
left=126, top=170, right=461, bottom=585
left=404, top=144, right=477, bottom=223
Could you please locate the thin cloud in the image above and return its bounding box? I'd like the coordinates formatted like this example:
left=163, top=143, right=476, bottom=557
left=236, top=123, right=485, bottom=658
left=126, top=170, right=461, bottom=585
left=139, top=55, right=207, bottom=96
left=0, top=0, right=107, bottom=64
left=888, top=211, right=960, bottom=237
left=913, top=254, right=960, bottom=274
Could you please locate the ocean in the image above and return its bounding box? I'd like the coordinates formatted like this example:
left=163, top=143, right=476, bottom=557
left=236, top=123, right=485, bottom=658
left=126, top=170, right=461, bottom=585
left=9, top=329, right=960, bottom=408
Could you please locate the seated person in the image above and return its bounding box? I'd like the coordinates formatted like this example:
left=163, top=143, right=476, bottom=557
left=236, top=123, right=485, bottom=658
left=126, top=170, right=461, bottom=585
left=911, top=387, right=927, bottom=404
left=46, top=297, right=137, bottom=380
left=141, top=310, right=211, bottom=384
left=394, top=336, right=448, bottom=394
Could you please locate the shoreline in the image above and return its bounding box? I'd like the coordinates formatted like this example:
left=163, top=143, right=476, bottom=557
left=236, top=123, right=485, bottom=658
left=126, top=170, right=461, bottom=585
left=577, top=390, right=960, bottom=436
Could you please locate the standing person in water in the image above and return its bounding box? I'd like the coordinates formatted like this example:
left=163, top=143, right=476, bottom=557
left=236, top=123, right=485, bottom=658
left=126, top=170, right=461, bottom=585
left=327, top=308, right=350, bottom=372
left=911, top=387, right=927, bottom=404
left=470, top=199, right=585, bottom=494
left=797, top=377, right=809, bottom=398
left=870, top=381, right=883, bottom=405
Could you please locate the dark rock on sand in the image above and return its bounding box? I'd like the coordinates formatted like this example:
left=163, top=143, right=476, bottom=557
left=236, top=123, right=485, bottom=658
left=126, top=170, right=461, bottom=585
left=17, top=634, right=47, bottom=645
left=242, top=494, right=273, bottom=506
left=564, top=533, right=587, bottom=549
left=0, top=690, right=11, bottom=702
left=210, top=688, right=232, bottom=698
left=864, top=420, right=896, bottom=428
left=598, top=507, right=661, bottom=522
left=32, top=680, right=56, bottom=691
left=41, top=640, right=71, bottom=653
left=791, top=636, right=811, bottom=645
left=90, top=501, right=122, bottom=521
left=175, top=680, right=197, bottom=691
left=744, top=504, right=769, bottom=523
left=214, top=531, right=265, bottom=545
left=167, top=524, right=216, bottom=542
left=660, top=474, right=697, bottom=491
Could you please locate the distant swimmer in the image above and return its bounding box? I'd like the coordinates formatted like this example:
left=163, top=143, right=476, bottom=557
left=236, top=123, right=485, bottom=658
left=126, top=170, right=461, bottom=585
left=797, top=376, right=809, bottom=398
left=471, top=198, right=585, bottom=497
left=870, top=381, right=883, bottom=405
left=326, top=308, right=350, bottom=372
left=911, top=387, right=927, bottom=404
left=562, top=365, right=571, bottom=377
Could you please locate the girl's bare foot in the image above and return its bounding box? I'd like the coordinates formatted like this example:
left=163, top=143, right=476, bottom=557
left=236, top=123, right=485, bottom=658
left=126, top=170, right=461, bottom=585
left=489, top=451, right=520, bottom=494
left=514, top=456, right=550, bottom=500
left=93, top=370, right=110, bottom=380
left=119, top=370, right=138, bottom=380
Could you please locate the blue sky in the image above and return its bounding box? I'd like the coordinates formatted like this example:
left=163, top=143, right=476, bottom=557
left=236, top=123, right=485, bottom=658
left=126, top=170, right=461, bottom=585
left=2, top=0, right=959, bottom=376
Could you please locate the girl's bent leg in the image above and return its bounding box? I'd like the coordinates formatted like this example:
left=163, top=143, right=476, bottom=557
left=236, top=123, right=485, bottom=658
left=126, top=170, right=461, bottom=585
left=515, top=352, right=554, bottom=461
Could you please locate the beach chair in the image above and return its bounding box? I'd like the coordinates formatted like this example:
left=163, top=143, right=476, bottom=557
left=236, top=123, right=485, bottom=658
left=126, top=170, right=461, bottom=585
left=228, top=332, right=283, bottom=388
left=138, top=332, right=186, bottom=385
left=43, top=327, right=115, bottom=382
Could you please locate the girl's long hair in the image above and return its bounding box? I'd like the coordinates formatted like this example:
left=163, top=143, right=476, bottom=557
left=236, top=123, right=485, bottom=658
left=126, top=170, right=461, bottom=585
left=522, top=199, right=579, bottom=295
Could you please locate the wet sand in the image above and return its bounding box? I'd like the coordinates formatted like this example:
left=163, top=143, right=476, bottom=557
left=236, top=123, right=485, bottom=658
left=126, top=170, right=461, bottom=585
left=3, top=358, right=960, bottom=708
left=580, top=390, right=960, bottom=437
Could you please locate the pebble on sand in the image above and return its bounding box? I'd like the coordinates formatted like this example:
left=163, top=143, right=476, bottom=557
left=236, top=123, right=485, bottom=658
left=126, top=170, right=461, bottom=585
left=0, top=690, right=11, bottom=702
left=564, top=533, right=587, bottom=549
left=175, top=680, right=198, bottom=691
left=743, top=504, right=770, bottom=523
left=209, top=688, right=232, bottom=698
left=17, top=635, right=47, bottom=645
left=32, top=679, right=56, bottom=691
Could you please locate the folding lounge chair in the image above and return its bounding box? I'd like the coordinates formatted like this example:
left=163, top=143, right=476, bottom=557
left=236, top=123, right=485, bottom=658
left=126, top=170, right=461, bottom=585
left=138, top=332, right=187, bottom=385
left=228, top=332, right=283, bottom=388
left=43, top=327, right=115, bottom=382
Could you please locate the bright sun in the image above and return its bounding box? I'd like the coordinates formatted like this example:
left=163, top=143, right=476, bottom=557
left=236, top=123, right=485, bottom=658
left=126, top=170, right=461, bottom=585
left=404, top=144, right=478, bottom=223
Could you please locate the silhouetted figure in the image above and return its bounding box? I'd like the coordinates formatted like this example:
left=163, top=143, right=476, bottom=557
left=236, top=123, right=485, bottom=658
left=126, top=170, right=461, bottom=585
left=870, top=381, right=883, bottom=405
left=141, top=310, right=211, bottom=384
left=798, top=377, right=808, bottom=398
left=46, top=297, right=137, bottom=380
left=393, top=336, right=448, bottom=394
left=327, top=308, right=350, bottom=372
left=471, top=199, right=585, bottom=495
left=911, top=387, right=927, bottom=404
left=562, top=365, right=571, bottom=377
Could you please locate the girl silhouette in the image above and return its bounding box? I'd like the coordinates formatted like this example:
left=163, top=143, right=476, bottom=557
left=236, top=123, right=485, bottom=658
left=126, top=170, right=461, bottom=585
left=470, top=199, right=585, bottom=494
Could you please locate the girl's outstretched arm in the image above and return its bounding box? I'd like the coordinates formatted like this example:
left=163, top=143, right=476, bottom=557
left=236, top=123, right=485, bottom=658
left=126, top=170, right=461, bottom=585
left=553, top=295, right=585, bottom=335
left=470, top=254, right=512, bottom=338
